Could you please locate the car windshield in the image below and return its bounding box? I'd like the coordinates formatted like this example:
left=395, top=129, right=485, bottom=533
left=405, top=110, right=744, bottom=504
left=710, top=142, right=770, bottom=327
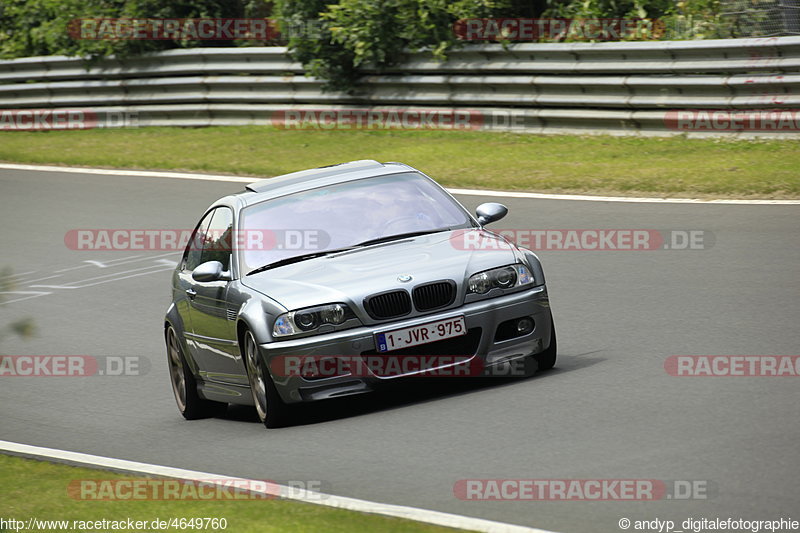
left=239, top=172, right=473, bottom=273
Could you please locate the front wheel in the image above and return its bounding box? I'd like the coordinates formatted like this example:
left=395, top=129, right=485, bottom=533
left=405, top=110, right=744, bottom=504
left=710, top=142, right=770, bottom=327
left=242, top=329, right=290, bottom=428
left=166, top=325, right=227, bottom=419
left=534, top=321, right=557, bottom=371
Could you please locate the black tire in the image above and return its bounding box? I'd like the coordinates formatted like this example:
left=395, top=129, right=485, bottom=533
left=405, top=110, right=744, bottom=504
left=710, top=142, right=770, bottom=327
left=241, top=329, right=290, bottom=428
left=166, top=325, right=227, bottom=420
left=534, top=320, right=557, bottom=371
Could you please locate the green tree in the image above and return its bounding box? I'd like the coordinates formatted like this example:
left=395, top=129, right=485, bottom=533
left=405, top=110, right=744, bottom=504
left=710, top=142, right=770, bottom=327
left=542, top=0, right=725, bottom=39
left=0, top=0, right=730, bottom=90
left=275, top=0, right=510, bottom=91
left=542, top=0, right=675, bottom=19
left=0, top=0, right=275, bottom=60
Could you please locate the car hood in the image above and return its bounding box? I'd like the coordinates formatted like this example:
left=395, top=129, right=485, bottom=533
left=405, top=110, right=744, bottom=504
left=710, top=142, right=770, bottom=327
left=240, top=229, right=519, bottom=313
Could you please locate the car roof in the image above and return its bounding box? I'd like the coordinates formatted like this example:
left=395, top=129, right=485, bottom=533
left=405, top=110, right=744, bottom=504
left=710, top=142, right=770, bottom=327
left=240, top=160, right=417, bottom=205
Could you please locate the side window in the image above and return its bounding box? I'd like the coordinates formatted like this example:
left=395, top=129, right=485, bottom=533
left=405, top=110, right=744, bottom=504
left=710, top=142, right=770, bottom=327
left=183, top=210, right=215, bottom=271
left=200, top=207, right=234, bottom=272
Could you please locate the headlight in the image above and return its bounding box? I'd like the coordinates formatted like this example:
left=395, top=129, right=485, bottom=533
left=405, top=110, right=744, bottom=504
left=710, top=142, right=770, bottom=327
left=467, top=264, right=534, bottom=295
left=273, top=303, right=358, bottom=338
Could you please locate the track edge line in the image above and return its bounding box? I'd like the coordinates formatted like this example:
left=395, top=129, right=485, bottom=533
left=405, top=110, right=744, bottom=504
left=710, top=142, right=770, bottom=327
left=1, top=163, right=797, bottom=205
left=0, top=440, right=558, bottom=533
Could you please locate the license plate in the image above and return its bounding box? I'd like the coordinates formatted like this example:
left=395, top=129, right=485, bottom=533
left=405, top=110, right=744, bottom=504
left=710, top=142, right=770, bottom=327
left=375, top=316, right=466, bottom=353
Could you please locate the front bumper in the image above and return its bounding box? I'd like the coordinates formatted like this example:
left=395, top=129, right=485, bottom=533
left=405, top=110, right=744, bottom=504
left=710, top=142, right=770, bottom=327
left=259, top=285, right=552, bottom=403
left=259, top=286, right=553, bottom=404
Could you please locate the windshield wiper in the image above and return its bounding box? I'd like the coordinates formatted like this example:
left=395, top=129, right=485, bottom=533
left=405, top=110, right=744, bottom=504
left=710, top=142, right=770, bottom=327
left=246, top=246, right=358, bottom=276
left=246, top=228, right=452, bottom=276
left=354, top=228, right=451, bottom=248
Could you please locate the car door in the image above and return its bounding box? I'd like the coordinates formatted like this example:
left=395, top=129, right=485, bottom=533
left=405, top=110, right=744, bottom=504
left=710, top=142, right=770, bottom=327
left=183, top=207, right=244, bottom=386
left=174, top=209, right=214, bottom=366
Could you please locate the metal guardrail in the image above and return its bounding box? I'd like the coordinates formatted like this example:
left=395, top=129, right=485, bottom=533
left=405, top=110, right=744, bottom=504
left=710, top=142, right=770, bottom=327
left=1, top=37, right=800, bottom=136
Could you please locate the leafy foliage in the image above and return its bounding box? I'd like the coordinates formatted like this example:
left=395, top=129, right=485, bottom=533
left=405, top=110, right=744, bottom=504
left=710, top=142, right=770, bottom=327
left=274, top=0, right=729, bottom=90
left=0, top=0, right=729, bottom=89
left=542, top=0, right=725, bottom=40
left=275, top=0, right=509, bottom=91
left=542, top=0, right=675, bottom=19
left=667, top=0, right=725, bottom=39
left=0, top=0, right=275, bottom=60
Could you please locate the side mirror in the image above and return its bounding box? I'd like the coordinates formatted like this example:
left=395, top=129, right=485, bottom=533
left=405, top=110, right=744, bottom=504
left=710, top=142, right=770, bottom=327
left=192, top=261, right=230, bottom=282
left=476, top=202, right=508, bottom=225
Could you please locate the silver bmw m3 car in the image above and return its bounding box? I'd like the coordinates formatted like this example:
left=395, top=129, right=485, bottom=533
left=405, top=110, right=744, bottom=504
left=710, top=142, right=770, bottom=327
left=164, top=160, right=556, bottom=428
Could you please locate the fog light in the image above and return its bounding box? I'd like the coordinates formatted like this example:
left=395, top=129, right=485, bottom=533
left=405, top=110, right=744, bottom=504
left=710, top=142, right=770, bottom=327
left=516, top=318, right=534, bottom=335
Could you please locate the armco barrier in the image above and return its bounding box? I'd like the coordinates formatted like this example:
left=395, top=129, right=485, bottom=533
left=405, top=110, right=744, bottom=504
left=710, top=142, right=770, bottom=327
left=1, top=37, right=799, bottom=136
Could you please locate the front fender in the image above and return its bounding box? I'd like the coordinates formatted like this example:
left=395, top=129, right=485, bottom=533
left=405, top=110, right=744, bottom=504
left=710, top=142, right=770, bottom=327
left=518, top=248, right=547, bottom=287
left=234, top=290, right=286, bottom=347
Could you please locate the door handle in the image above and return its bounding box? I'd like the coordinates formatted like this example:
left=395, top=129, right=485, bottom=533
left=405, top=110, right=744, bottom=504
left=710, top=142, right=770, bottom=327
left=186, top=288, right=197, bottom=299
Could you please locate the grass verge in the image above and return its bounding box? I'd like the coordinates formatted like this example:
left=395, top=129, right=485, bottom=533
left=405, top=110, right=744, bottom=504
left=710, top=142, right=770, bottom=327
left=0, top=454, right=462, bottom=533
left=0, top=127, right=799, bottom=199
